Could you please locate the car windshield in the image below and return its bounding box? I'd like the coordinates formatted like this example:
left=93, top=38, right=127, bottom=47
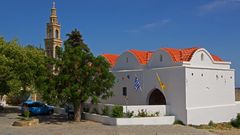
left=23, top=102, right=44, bottom=107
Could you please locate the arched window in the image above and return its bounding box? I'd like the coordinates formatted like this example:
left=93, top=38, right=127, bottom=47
left=48, top=29, right=52, bottom=38
left=201, top=53, right=204, bottom=61
left=160, top=55, right=163, bottom=62
left=55, top=29, right=59, bottom=39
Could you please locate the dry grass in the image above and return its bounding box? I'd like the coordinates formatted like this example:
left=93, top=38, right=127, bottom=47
left=191, top=122, right=233, bottom=130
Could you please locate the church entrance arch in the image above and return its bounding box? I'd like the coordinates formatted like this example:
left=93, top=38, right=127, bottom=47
left=148, top=89, right=166, bottom=105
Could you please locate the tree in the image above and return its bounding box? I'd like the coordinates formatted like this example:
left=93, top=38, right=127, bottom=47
left=0, top=37, right=51, bottom=103
left=0, top=38, right=21, bottom=96
left=42, top=29, right=115, bottom=121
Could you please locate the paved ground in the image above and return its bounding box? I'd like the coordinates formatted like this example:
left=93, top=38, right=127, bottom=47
left=0, top=112, right=215, bottom=135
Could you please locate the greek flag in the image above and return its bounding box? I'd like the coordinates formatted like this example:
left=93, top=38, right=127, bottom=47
left=134, top=75, right=142, bottom=91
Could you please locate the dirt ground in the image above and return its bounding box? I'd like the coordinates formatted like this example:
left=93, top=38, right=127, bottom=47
left=1, top=107, right=240, bottom=135
left=0, top=113, right=215, bottom=135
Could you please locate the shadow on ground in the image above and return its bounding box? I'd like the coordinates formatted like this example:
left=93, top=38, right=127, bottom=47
left=34, top=114, right=70, bottom=125
left=0, top=106, right=20, bottom=117
left=34, top=114, right=95, bottom=125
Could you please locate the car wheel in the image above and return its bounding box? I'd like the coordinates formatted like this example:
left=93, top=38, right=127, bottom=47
left=48, top=110, right=54, bottom=115
left=0, top=106, right=3, bottom=111
left=29, top=111, right=32, bottom=117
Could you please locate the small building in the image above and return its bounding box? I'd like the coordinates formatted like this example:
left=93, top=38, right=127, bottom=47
left=101, top=47, right=237, bottom=125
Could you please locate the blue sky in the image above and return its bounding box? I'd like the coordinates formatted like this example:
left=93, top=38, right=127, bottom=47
left=0, top=0, right=239, bottom=87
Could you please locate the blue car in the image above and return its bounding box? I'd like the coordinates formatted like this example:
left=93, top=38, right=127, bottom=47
left=21, top=100, right=54, bottom=116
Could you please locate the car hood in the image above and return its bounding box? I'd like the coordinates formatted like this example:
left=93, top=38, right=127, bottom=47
left=46, top=105, right=54, bottom=109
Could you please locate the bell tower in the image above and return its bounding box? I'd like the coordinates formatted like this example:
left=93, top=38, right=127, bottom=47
left=45, top=2, right=62, bottom=58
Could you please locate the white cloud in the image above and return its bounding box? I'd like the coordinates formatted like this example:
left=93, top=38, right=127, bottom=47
left=126, top=19, right=171, bottom=33
left=199, top=0, right=240, bottom=15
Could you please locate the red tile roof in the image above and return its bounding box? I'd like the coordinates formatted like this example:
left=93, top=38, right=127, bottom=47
left=211, top=54, right=223, bottom=61
left=102, top=54, right=119, bottom=67
left=161, top=48, right=223, bottom=62
left=128, top=49, right=153, bottom=64
left=102, top=48, right=223, bottom=67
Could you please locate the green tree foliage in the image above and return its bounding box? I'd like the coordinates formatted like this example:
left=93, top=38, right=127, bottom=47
left=42, top=29, right=115, bottom=121
left=0, top=37, right=51, bottom=102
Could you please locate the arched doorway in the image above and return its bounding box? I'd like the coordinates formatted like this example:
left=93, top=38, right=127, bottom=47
left=148, top=89, right=166, bottom=105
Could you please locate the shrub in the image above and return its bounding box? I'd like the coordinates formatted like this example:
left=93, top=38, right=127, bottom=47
left=155, top=112, right=160, bottom=117
left=111, top=105, right=123, bottom=118
left=231, top=114, right=240, bottom=128
left=91, top=108, right=99, bottom=114
left=102, top=106, right=110, bottom=116
left=208, top=120, right=214, bottom=126
left=174, top=120, right=185, bottom=125
left=22, top=109, right=30, bottom=120
left=124, top=111, right=134, bottom=118
left=137, top=109, right=148, bottom=117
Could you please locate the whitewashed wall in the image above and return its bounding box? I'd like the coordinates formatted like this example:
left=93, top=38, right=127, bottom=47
left=114, top=51, right=143, bottom=70
left=147, top=50, right=180, bottom=68
left=185, top=67, right=236, bottom=125
left=188, top=48, right=230, bottom=69
left=102, top=66, right=187, bottom=123
left=84, top=103, right=170, bottom=116
left=122, top=105, right=170, bottom=116
left=235, top=101, right=240, bottom=113
left=101, top=48, right=235, bottom=125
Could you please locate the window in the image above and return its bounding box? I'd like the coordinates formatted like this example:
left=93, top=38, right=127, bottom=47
left=126, top=57, right=129, bottom=63
left=201, top=53, right=204, bottom=61
left=127, top=75, right=130, bottom=79
left=48, top=29, right=52, bottom=38
left=122, top=87, right=127, bottom=96
left=230, top=76, right=233, bottom=79
left=192, top=73, right=194, bottom=76
left=216, top=75, right=219, bottom=79
left=160, top=55, right=163, bottom=62
left=55, top=29, right=59, bottom=39
left=201, top=74, right=203, bottom=77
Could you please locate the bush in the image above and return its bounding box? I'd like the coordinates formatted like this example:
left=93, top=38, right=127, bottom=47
left=102, top=106, right=110, bottom=116
left=155, top=112, right=160, bottom=117
left=231, top=114, right=240, bottom=128
left=124, top=111, right=134, bottom=118
left=24, top=110, right=30, bottom=118
left=208, top=120, right=214, bottom=126
left=91, top=108, right=99, bottom=114
left=174, top=120, right=185, bottom=125
left=137, top=109, right=148, bottom=117
left=111, top=105, right=123, bottom=118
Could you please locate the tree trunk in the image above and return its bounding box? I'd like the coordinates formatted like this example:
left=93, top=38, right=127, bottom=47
left=73, top=101, right=81, bottom=122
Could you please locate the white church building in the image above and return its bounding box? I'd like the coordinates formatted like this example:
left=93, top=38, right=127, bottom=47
left=101, top=47, right=237, bottom=125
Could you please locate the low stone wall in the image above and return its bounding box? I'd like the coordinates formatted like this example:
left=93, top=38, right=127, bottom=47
left=122, top=105, right=169, bottom=116
left=0, top=106, right=20, bottom=113
left=83, top=103, right=169, bottom=116
left=12, top=118, right=39, bottom=127
left=84, top=113, right=116, bottom=125
left=84, top=103, right=116, bottom=115
left=83, top=112, right=175, bottom=125
left=53, top=107, right=67, bottom=115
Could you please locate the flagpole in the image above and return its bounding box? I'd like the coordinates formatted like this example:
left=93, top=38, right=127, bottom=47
left=124, top=96, right=128, bottom=113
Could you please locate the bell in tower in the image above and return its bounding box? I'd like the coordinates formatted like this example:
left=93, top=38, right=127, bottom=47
left=45, top=1, right=62, bottom=58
